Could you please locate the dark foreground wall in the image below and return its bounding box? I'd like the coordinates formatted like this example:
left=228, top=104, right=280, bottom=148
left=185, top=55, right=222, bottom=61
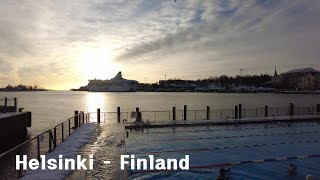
left=0, top=112, right=31, bottom=152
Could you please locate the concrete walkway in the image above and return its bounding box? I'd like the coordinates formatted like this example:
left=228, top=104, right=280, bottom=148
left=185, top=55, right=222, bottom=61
left=66, top=123, right=127, bottom=180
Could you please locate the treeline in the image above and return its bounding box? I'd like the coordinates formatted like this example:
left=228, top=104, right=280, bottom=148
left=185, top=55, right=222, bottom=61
left=0, top=84, right=48, bottom=91
left=166, top=74, right=272, bottom=87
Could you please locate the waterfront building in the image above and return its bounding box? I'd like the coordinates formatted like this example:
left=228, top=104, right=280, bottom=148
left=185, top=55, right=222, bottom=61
left=272, top=68, right=320, bottom=91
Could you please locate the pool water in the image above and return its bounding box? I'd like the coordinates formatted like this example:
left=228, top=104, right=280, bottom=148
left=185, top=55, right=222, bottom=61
left=126, top=122, right=320, bottom=179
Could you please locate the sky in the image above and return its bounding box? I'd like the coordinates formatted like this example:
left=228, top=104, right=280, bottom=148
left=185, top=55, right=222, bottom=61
left=1, top=0, right=320, bottom=90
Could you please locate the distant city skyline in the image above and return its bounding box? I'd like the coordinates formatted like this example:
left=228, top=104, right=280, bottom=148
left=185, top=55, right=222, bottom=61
left=1, top=0, right=320, bottom=90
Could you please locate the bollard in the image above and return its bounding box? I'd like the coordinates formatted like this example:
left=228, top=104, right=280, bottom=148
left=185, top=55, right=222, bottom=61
left=14, top=97, right=17, bottom=112
left=290, top=103, right=294, bottom=116
left=207, top=106, right=210, bottom=120
left=117, top=107, right=121, bottom=123
left=74, top=111, right=79, bottom=128
left=173, top=107, right=176, bottom=121
left=239, top=104, right=242, bottom=119
left=317, top=104, right=320, bottom=114
left=235, top=106, right=238, bottom=119
left=265, top=105, right=268, bottom=117
left=97, top=108, right=100, bottom=123
left=184, top=105, right=187, bottom=120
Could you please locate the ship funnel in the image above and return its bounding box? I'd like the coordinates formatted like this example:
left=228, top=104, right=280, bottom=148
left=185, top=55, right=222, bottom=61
left=113, top=71, right=123, bottom=80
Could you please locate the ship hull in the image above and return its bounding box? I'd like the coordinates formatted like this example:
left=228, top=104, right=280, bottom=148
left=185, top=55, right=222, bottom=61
left=88, top=85, right=136, bottom=92
left=87, top=72, right=138, bottom=92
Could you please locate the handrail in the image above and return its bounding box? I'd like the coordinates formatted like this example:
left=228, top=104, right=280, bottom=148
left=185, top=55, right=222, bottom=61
left=0, top=136, right=37, bottom=159
left=0, top=112, right=89, bottom=160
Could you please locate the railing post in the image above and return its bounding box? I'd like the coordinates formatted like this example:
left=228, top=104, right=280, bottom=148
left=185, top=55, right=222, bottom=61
left=78, top=113, right=81, bottom=127
left=82, top=112, right=85, bottom=124
left=14, top=97, right=17, bottom=112
left=183, top=105, right=187, bottom=120
left=74, top=111, right=79, bottom=128
left=97, top=108, right=100, bottom=123
left=37, top=136, right=40, bottom=161
left=290, top=103, right=294, bottom=116
left=117, top=107, right=121, bottom=123
left=61, top=123, right=64, bottom=142
left=53, top=127, right=57, bottom=149
left=49, top=131, right=53, bottom=153
left=81, top=112, right=83, bottom=124
left=82, top=112, right=84, bottom=125
left=173, top=107, right=176, bottom=121
left=68, top=119, right=71, bottom=135
left=18, top=164, right=23, bottom=178
left=207, top=106, right=210, bottom=120
left=239, top=104, right=242, bottom=119
left=265, top=105, right=268, bottom=117
left=4, top=97, right=7, bottom=113
left=235, top=105, right=238, bottom=119
left=317, top=104, right=320, bottom=114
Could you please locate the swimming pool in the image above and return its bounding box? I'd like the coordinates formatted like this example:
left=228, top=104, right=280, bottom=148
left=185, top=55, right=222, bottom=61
left=126, top=122, right=320, bottom=179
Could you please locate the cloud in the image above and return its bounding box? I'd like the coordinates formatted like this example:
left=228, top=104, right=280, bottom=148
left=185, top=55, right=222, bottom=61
left=116, top=0, right=320, bottom=75
left=1, top=0, right=320, bottom=88
left=0, top=58, right=13, bottom=74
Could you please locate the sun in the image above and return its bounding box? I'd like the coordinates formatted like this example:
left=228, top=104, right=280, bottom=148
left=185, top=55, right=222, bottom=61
left=78, top=47, right=119, bottom=80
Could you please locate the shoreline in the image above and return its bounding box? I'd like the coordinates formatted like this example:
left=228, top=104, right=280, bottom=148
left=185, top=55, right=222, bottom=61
left=69, top=90, right=320, bottom=94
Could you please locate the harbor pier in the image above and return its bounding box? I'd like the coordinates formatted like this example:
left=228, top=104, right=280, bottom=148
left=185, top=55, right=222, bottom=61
left=0, top=97, right=31, bottom=151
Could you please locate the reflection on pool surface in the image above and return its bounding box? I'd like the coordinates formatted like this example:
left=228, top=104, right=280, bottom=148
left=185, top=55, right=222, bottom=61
left=126, top=122, right=320, bottom=179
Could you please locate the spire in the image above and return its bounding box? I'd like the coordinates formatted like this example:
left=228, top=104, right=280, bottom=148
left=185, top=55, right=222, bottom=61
left=274, top=66, right=278, bottom=76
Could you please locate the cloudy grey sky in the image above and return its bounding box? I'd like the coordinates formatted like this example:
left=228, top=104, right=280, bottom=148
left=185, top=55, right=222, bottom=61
left=1, top=0, right=320, bottom=89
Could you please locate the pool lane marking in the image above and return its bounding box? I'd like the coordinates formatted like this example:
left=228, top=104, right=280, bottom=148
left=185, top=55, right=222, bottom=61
left=148, top=148, right=210, bottom=153
left=143, top=123, right=319, bottom=134
left=153, top=131, right=318, bottom=141
left=129, top=153, right=320, bottom=174
left=142, top=139, right=320, bottom=154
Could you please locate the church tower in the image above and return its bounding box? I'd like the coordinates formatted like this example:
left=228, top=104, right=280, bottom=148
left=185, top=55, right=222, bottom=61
left=274, top=66, right=278, bottom=76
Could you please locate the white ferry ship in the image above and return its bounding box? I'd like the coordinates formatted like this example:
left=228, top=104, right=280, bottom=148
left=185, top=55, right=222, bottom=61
left=87, top=72, right=138, bottom=92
